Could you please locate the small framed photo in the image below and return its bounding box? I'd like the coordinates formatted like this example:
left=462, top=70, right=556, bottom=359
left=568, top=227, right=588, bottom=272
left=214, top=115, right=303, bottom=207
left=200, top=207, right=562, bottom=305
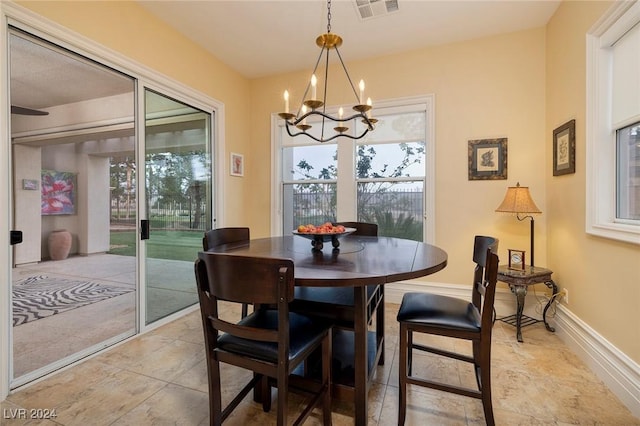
left=230, top=152, right=244, bottom=177
left=468, top=138, right=507, bottom=180
left=553, top=119, right=575, bottom=176
left=22, top=179, right=39, bottom=190
left=508, top=249, right=526, bottom=271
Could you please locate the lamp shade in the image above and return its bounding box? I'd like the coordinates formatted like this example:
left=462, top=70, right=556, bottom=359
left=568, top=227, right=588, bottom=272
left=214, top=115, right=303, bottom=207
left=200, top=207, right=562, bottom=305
left=495, top=182, right=541, bottom=214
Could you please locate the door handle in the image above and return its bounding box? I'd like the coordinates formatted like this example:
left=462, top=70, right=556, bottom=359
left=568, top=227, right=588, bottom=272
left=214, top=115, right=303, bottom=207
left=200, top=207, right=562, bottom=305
left=10, top=230, right=23, bottom=245
left=141, top=220, right=150, bottom=240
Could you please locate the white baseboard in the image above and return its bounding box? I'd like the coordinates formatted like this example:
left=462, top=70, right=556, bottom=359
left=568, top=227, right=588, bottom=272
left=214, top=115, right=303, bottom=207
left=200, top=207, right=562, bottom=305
left=554, top=304, right=640, bottom=418
left=385, top=281, right=640, bottom=418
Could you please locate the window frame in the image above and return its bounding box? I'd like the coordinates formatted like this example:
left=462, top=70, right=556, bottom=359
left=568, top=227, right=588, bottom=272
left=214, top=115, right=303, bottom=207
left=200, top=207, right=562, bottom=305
left=586, top=0, right=640, bottom=244
left=271, top=95, right=435, bottom=243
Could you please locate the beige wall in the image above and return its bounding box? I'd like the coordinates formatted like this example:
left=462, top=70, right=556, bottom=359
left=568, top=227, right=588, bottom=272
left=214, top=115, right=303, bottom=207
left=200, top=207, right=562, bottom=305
left=250, top=27, right=548, bottom=286
left=546, top=0, right=640, bottom=362
left=17, top=0, right=252, bottom=226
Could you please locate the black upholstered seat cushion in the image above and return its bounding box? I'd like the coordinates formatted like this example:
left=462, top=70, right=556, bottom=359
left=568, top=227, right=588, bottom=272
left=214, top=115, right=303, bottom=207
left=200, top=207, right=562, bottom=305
left=216, top=310, right=329, bottom=363
left=397, top=292, right=481, bottom=332
left=294, top=285, right=377, bottom=306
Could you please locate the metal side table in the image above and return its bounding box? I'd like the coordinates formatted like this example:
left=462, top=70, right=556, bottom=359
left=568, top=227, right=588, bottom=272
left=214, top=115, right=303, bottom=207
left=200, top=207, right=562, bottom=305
left=497, top=265, right=559, bottom=342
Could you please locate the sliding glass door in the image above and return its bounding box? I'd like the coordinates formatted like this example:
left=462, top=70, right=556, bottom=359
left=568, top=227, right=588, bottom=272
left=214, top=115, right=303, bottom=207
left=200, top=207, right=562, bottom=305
left=143, top=89, right=212, bottom=324
left=9, top=29, right=137, bottom=383
left=7, top=26, right=216, bottom=388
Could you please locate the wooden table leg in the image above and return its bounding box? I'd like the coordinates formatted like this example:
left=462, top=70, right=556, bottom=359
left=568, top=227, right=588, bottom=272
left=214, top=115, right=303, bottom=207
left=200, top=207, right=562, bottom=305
left=353, top=286, right=368, bottom=426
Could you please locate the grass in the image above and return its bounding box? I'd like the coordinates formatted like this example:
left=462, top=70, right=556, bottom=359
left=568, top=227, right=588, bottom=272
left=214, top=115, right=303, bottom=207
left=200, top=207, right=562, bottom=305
left=109, top=230, right=202, bottom=262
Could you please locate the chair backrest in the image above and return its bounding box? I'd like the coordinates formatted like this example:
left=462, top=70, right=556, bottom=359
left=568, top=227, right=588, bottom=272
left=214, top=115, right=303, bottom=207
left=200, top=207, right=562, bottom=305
left=334, top=221, right=378, bottom=237
left=470, top=236, right=499, bottom=332
left=203, top=227, right=250, bottom=251
left=197, top=252, right=294, bottom=306
left=195, top=252, right=295, bottom=345
left=472, top=235, right=498, bottom=266
left=479, top=250, right=499, bottom=333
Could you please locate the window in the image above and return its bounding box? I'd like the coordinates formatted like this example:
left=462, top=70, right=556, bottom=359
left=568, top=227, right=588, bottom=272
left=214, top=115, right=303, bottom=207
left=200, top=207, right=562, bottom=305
left=272, top=96, right=435, bottom=243
left=355, top=111, right=427, bottom=241
left=617, top=123, right=640, bottom=221
left=586, top=1, right=640, bottom=244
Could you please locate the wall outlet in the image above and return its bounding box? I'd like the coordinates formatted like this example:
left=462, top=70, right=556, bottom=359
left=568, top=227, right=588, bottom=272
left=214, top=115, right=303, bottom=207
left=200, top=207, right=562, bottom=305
left=563, top=288, right=569, bottom=304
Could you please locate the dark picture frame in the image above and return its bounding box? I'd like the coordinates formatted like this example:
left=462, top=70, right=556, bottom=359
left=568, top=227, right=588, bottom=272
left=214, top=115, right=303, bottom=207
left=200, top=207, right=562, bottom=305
left=553, top=119, right=576, bottom=176
left=468, top=138, right=508, bottom=180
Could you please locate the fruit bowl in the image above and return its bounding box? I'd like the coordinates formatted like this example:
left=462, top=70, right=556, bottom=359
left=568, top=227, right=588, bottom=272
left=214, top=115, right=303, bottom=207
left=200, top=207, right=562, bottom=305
left=292, top=227, right=356, bottom=251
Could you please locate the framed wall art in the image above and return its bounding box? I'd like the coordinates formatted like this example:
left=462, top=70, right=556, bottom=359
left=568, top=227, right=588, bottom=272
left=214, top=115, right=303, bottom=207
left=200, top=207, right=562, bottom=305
left=553, top=119, right=575, bottom=176
left=468, top=138, right=507, bottom=180
left=22, top=179, right=39, bottom=190
left=230, top=152, right=244, bottom=177
left=41, top=170, right=76, bottom=215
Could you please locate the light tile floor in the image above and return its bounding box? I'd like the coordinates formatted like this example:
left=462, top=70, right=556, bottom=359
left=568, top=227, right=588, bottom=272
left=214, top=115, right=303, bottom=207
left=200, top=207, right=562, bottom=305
left=3, top=302, right=639, bottom=425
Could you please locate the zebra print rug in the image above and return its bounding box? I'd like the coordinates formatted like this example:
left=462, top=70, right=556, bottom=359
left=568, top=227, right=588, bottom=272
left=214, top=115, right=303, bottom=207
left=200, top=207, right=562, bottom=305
left=12, top=275, right=134, bottom=327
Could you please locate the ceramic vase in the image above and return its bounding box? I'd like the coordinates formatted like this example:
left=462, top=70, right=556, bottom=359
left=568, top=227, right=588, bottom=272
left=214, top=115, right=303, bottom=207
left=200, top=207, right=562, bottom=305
left=48, top=229, right=72, bottom=260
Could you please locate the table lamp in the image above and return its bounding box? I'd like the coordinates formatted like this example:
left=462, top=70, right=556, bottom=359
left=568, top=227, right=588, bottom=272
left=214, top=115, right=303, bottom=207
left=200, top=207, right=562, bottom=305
left=495, top=182, right=541, bottom=266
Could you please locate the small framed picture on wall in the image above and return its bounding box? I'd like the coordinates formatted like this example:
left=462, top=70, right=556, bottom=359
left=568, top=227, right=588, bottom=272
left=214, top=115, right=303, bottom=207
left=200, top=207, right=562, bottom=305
left=553, top=119, right=576, bottom=176
left=230, top=152, right=244, bottom=177
left=468, top=138, right=508, bottom=180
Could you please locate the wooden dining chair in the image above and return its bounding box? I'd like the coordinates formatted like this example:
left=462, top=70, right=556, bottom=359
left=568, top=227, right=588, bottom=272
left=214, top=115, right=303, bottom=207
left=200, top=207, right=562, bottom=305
left=202, top=227, right=251, bottom=317
left=195, top=252, right=333, bottom=426
left=203, top=227, right=250, bottom=251
left=290, top=221, right=385, bottom=364
left=396, top=235, right=499, bottom=426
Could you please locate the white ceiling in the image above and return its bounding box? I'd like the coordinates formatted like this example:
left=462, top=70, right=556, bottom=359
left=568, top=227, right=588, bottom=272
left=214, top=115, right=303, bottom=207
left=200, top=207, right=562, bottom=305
left=10, top=0, right=561, bottom=112
left=9, top=33, right=134, bottom=111
left=137, top=0, right=562, bottom=79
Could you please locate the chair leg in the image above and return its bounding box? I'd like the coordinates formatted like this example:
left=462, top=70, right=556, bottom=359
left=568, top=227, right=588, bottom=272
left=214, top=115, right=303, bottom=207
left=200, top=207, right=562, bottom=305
left=377, top=288, right=385, bottom=365
left=480, top=363, right=495, bottom=426
left=398, top=323, right=408, bottom=426
left=322, top=333, right=332, bottom=426
left=472, top=340, right=482, bottom=390
left=261, top=375, right=271, bottom=413
left=210, top=358, right=223, bottom=426
left=277, top=371, right=288, bottom=426
left=407, top=328, right=413, bottom=376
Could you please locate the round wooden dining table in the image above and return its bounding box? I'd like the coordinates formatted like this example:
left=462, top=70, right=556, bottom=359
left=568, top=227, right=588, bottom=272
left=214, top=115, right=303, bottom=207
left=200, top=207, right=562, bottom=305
left=208, top=234, right=448, bottom=426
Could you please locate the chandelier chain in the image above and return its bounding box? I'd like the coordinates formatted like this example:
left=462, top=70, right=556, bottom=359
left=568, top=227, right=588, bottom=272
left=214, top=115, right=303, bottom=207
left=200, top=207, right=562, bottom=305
left=327, top=0, right=332, bottom=33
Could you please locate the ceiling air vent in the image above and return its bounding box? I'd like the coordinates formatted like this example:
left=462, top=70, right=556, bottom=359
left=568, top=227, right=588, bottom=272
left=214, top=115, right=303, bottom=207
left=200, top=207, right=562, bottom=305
left=355, top=0, right=399, bottom=21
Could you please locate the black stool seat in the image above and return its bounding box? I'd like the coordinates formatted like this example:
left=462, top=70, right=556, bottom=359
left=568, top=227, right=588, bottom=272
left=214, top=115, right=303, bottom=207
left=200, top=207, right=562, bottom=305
left=397, top=293, right=481, bottom=332
left=218, top=310, right=330, bottom=363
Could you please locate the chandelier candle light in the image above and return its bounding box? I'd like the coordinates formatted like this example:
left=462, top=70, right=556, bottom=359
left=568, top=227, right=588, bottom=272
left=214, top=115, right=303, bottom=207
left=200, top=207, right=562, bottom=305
left=278, top=0, right=377, bottom=143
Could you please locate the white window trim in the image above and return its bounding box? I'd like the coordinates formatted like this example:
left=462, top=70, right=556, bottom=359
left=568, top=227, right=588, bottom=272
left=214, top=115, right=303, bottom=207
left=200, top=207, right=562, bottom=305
left=271, top=94, right=436, bottom=243
left=586, top=0, right=640, bottom=245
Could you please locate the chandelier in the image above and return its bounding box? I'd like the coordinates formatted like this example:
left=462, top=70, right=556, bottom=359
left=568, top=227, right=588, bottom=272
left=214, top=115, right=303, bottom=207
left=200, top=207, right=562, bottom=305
left=278, top=0, right=376, bottom=143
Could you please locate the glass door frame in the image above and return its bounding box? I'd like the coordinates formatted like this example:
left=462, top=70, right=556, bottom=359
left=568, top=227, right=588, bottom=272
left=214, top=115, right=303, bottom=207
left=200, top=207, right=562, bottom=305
left=136, top=83, right=218, bottom=329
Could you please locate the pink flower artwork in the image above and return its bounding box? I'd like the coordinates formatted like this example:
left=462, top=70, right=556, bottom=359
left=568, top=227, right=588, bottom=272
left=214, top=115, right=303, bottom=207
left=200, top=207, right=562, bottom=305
left=41, top=170, right=76, bottom=215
